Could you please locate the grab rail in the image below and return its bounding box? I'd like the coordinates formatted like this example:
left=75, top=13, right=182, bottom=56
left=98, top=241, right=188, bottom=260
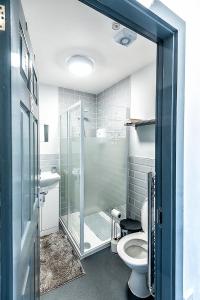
left=148, top=172, right=155, bottom=297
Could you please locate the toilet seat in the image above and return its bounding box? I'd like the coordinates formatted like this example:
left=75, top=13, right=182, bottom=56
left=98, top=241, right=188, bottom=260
left=117, top=232, right=148, bottom=268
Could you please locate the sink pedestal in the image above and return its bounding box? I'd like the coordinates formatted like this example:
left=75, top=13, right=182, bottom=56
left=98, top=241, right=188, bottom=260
left=40, top=183, right=59, bottom=236
left=40, top=172, right=60, bottom=237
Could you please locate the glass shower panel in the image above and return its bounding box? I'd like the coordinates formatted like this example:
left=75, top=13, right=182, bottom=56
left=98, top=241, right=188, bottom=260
left=60, top=112, right=68, bottom=226
left=84, top=136, right=128, bottom=252
left=67, top=103, right=82, bottom=247
left=60, top=101, right=128, bottom=256
left=60, top=102, right=83, bottom=251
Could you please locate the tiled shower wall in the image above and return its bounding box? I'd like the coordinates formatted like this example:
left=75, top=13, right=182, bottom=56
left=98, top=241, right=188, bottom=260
left=95, top=77, right=131, bottom=218
left=59, top=87, right=97, bottom=136
left=97, top=77, right=131, bottom=137
left=127, top=156, right=155, bottom=220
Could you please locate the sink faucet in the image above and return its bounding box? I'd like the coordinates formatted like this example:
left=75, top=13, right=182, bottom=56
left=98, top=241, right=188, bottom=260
left=51, top=166, right=57, bottom=173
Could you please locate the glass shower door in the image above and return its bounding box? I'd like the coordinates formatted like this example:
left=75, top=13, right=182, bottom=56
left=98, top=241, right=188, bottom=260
left=60, top=101, right=84, bottom=254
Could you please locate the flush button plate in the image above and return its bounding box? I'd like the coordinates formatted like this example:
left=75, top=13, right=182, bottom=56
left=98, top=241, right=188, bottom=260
left=0, top=5, right=5, bottom=31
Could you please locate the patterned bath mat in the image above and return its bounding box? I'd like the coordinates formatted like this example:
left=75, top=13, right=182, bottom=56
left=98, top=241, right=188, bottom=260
left=40, top=230, right=85, bottom=294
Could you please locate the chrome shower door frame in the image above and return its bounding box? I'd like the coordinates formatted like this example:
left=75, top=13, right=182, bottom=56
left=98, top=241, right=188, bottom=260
left=80, top=101, right=85, bottom=256
left=65, top=101, right=85, bottom=256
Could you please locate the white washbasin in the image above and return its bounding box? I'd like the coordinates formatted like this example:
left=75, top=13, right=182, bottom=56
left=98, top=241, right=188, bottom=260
left=40, top=171, right=60, bottom=188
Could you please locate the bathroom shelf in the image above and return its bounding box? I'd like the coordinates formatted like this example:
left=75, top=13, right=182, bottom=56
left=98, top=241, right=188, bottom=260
left=124, top=119, right=156, bottom=128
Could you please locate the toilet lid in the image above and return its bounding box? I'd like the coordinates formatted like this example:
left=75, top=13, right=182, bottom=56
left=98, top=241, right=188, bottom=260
left=120, top=219, right=142, bottom=232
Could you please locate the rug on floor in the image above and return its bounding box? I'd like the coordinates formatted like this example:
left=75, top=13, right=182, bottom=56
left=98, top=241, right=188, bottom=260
left=40, top=230, right=85, bottom=294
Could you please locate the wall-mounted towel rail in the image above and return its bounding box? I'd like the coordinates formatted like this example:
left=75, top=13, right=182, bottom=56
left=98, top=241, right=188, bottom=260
left=148, top=172, right=156, bottom=297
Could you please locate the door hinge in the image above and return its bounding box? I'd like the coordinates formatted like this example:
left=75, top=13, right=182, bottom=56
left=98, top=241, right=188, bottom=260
left=157, top=207, right=163, bottom=226
left=0, top=5, right=5, bottom=31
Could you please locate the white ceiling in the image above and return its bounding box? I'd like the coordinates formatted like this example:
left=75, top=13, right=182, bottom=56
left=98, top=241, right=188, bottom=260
left=22, top=0, right=156, bottom=94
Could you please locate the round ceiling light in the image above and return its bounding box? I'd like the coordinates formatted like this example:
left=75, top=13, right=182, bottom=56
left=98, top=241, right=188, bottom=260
left=67, top=55, right=94, bottom=77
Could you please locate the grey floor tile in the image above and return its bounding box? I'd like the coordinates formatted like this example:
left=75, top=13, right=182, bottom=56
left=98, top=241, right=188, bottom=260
left=41, top=247, right=153, bottom=300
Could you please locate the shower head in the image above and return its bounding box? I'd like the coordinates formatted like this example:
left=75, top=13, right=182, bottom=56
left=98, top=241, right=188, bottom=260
left=77, top=116, right=89, bottom=122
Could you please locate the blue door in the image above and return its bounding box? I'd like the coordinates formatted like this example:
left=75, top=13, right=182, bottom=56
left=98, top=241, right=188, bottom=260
left=0, top=1, right=40, bottom=299
left=16, top=5, right=40, bottom=300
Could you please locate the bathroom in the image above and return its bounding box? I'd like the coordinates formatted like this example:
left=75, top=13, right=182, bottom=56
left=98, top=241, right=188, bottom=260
left=22, top=0, right=156, bottom=299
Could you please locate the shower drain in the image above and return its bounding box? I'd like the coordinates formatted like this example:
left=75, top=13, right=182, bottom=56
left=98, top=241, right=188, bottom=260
left=84, top=242, right=91, bottom=250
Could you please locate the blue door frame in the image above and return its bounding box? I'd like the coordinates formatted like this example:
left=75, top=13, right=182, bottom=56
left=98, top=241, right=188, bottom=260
left=0, top=0, right=13, bottom=299
left=79, top=1, right=179, bottom=300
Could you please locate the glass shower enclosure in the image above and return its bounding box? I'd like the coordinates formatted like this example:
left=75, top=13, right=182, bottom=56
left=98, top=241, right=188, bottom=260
left=60, top=101, right=128, bottom=257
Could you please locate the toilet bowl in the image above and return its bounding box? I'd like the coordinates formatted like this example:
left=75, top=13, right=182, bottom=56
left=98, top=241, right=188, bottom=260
left=117, top=201, right=150, bottom=298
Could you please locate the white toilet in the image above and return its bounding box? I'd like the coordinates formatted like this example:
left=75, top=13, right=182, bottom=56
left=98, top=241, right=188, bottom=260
left=117, top=201, right=150, bottom=298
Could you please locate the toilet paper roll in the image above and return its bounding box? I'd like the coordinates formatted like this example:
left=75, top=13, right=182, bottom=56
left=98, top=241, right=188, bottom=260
left=111, top=209, right=121, bottom=219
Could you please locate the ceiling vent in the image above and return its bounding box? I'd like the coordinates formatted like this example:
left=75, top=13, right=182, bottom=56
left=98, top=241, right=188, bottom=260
left=114, top=28, right=137, bottom=47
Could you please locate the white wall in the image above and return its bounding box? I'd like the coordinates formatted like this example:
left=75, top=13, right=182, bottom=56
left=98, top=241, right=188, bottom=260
left=39, top=84, right=59, bottom=155
left=129, top=63, right=156, bottom=159
left=149, top=1, right=199, bottom=299
left=130, top=63, right=156, bottom=120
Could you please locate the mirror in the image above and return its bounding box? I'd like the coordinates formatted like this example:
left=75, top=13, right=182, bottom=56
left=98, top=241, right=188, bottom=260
left=40, top=124, right=49, bottom=142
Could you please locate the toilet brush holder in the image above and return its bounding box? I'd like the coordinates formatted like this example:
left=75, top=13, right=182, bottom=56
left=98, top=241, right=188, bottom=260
left=111, top=238, right=118, bottom=253
left=111, top=210, right=121, bottom=254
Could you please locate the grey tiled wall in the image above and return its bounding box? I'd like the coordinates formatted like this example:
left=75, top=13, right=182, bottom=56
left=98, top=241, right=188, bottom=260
left=59, top=87, right=97, bottom=137
left=40, top=154, right=59, bottom=172
left=97, top=77, right=131, bottom=138
left=91, top=77, right=131, bottom=218
left=127, top=156, right=155, bottom=221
